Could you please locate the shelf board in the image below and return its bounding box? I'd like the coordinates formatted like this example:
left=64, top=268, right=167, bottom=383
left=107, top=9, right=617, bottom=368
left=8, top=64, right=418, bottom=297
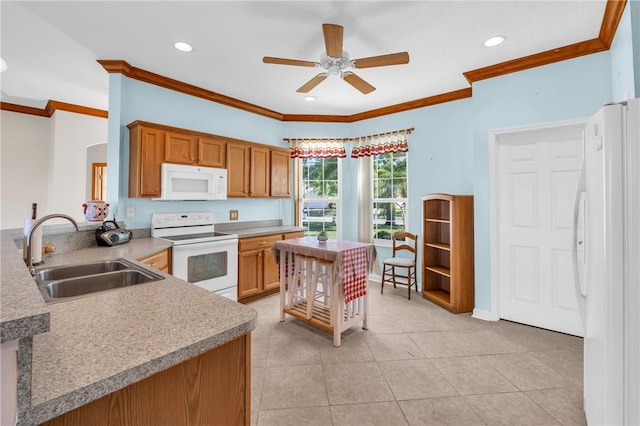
left=426, top=242, right=450, bottom=251
left=423, top=289, right=452, bottom=307
left=425, top=218, right=450, bottom=223
left=425, top=265, right=451, bottom=277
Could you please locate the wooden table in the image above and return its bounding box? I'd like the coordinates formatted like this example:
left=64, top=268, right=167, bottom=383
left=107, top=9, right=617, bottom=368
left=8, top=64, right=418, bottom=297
left=273, top=237, right=378, bottom=346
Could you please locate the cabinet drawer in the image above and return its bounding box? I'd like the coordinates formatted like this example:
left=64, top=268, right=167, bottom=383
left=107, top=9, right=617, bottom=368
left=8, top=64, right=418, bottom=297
left=239, top=235, right=281, bottom=252
left=138, top=249, right=171, bottom=272
left=284, top=231, right=304, bottom=239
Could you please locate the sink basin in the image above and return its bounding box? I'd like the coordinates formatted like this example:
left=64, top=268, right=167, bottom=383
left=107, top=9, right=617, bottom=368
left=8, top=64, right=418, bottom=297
left=36, top=260, right=129, bottom=281
left=35, top=258, right=165, bottom=303
left=44, top=270, right=161, bottom=299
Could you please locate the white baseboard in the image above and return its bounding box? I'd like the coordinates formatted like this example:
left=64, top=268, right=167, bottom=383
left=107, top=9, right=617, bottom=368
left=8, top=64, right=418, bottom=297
left=472, top=308, right=499, bottom=321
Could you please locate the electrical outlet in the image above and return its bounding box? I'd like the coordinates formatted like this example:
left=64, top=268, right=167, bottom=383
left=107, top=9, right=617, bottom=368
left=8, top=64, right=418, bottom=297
left=126, top=206, right=135, bottom=218
left=230, top=210, right=239, bottom=221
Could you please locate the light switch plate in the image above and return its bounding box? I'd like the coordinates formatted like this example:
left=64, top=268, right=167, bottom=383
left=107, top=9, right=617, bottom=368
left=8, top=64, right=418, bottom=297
left=230, top=210, right=239, bottom=221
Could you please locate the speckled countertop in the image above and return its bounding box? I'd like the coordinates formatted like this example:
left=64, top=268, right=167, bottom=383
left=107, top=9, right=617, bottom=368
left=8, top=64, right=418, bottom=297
left=1, top=234, right=257, bottom=425
left=217, top=221, right=304, bottom=238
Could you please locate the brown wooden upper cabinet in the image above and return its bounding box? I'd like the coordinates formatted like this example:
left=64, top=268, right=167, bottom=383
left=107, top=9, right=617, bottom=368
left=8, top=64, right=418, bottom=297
left=165, top=133, right=226, bottom=168
left=128, top=123, right=165, bottom=198
left=250, top=146, right=270, bottom=197
left=227, top=144, right=291, bottom=198
left=165, top=132, right=197, bottom=164
left=198, top=137, right=226, bottom=168
left=227, top=142, right=250, bottom=197
left=270, top=149, right=291, bottom=197
left=128, top=120, right=290, bottom=199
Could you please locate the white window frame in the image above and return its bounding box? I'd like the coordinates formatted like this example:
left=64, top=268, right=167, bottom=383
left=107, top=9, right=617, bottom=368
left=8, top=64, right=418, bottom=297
left=371, top=152, right=408, bottom=246
left=296, top=157, right=343, bottom=238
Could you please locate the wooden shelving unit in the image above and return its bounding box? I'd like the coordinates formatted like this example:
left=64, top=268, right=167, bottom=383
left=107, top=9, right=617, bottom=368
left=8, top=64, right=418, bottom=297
left=422, top=194, right=474, bottom=313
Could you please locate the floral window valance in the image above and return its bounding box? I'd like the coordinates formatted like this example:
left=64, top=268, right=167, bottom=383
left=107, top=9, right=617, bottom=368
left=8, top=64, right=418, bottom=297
left=284, top=128, right=414, bottom=159
left=285, top=138, right=348, bottom=159
left=351, top=128, right=413, bottom=158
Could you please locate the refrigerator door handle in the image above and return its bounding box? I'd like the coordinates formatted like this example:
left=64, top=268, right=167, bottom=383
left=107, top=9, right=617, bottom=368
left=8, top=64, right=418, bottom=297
left=572, top=161, right=587, bottom=298
left=575, top=191, right=587, bottom=297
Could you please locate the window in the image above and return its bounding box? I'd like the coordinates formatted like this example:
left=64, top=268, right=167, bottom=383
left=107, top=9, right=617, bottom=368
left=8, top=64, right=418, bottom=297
left=372, top=152, right=407, bottom=242
left=300, top=157, right=340, bottom=237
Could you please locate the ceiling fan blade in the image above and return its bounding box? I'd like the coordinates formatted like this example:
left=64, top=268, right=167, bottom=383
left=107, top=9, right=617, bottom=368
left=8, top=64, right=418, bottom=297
left=263, top=57, right=317, bottom=67
left=342, top=72, right=375, bottom=94
left=352, top=52, right=410, bottom=68
left=296, top=73, right=328, bottom=93
left=322, top=23, right=343, bottom=58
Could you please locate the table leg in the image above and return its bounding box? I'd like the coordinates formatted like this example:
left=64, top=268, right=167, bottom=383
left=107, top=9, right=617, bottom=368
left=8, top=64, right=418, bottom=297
left=332, top=278, right=341, bottom=347
left=362, top=294, right=368, bottom=330
left=279, top=250, right=286, bottom=322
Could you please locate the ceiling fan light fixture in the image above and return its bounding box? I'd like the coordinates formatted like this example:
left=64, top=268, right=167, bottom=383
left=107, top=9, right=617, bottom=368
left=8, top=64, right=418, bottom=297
left=174, top=41, right=193, bottom=52
left=304, top=96, right=316, bottom=102
left=484, top=35, right=506, bottom=47
left=0, top=57, right=7, bottom=72
left=320, top=51, right=350, bottom=75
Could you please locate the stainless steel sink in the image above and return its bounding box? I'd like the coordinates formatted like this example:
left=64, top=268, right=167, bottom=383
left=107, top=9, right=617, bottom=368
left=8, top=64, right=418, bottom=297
left=36, top=260, right=130, bottom=281
left=35, top=258, right=165, bottom=303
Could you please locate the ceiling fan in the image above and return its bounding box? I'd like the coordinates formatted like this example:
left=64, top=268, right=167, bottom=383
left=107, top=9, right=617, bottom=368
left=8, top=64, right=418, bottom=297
left=263, top=23, right=409, bottom=95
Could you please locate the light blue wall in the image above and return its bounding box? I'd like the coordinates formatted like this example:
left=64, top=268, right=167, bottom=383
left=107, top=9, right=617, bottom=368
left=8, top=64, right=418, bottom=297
left=611, top=1, right=637, bottom=101
left=632, top=0, right=640, bottom=97
left=108, top=44, right=620, bottom=314
left=108, top=75, right=292, bottom=228
left=350, top=100, right=474, bottom=264
left=471, top=52, right=613, bottom=311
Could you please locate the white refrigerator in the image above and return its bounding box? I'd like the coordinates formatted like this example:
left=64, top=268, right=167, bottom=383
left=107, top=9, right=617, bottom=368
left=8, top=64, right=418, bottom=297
left=574, top=98, right=639, bottom=426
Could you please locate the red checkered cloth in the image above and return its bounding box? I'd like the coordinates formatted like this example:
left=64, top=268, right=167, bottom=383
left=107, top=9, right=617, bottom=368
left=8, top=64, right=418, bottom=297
left=342, top=246, right=368, bottom=303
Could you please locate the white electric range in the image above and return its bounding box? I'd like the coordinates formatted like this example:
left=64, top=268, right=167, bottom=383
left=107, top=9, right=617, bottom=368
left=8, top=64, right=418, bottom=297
left=151, top=212, right=238, bottom=301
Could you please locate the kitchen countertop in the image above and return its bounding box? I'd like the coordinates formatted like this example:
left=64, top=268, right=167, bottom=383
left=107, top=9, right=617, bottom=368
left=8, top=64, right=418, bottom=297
left=0, top=235, right=257, bottom=425
left=219, top=224, right=305, bottom=239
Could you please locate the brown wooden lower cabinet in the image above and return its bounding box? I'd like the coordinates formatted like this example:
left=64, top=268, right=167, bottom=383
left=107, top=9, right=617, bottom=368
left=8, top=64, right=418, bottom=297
left=238, top=231, right=304, bottom=303
left=137, top=248, right=171, bottom=274
left=41, top=334, right=251, bottom=426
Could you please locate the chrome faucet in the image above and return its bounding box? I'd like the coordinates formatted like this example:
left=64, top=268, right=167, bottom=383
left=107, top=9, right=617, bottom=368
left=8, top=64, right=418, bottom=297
left=25, top=214, right=79, bottom=275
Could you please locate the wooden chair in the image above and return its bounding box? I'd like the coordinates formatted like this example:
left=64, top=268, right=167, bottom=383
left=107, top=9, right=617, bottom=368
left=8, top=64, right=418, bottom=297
left=381, top=232, right=418, bottom=299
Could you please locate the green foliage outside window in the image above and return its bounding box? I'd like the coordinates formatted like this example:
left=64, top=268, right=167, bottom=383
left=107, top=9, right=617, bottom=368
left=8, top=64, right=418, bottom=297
left=372, top=153, right=407, bottom=240
left=301, top=158, right=339, bottom=237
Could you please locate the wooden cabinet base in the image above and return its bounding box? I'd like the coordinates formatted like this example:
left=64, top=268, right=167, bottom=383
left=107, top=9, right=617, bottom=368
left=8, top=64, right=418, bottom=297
left=41, top=334, right=251, bottom=426
left=238, top=286, right=280, bottom=304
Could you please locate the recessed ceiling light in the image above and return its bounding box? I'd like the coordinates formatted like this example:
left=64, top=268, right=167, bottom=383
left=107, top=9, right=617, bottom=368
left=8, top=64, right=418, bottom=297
left=174, top=42, right=192, bottom=52
left=304, top=96, right=316, bottom=102
left=484, top=35, right=506, bottom=47
left=0, top=57, right=7, bottom=72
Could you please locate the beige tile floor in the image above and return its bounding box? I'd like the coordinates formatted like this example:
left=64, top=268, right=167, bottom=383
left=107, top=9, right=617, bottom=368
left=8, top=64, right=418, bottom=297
left=247, top=282, right=586, bottom=426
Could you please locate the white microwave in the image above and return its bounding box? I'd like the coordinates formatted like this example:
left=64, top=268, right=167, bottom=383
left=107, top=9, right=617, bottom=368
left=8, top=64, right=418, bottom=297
left=154, top=163, right=227, bottom=201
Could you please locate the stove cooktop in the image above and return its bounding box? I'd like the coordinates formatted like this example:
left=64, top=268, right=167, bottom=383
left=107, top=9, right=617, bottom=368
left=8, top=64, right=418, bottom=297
left=160, top=232, right=236, bottom=242
left=151, top=212, right=237, bottom=244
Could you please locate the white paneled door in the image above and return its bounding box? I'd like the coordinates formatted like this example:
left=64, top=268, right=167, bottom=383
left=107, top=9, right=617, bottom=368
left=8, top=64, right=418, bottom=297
left=494, top=123, right=584, bottom=336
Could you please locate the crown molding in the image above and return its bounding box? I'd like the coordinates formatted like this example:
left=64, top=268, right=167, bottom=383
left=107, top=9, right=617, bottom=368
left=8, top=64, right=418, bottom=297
left=281, top=88, right=473, bottom=122
left=97, top=60, right=283, bottom=121
left=348, top=88, right=473, bottom=121
left=463, top=37, right=609, bottom=83
left=0, top=100, right=108, bottom=118
left=463, top=0, right=626, bottom=84
left=0, top=102, right=51, bottom=117
left=4, top=0, right=627, bottom=123
left=99, top=0, right=624, bottom=123
left=599, top=0, right=627, bottom=48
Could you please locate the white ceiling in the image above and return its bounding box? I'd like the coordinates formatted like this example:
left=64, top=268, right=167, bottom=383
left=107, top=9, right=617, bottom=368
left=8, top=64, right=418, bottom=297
left=0, top=1, right=607, bottom=116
